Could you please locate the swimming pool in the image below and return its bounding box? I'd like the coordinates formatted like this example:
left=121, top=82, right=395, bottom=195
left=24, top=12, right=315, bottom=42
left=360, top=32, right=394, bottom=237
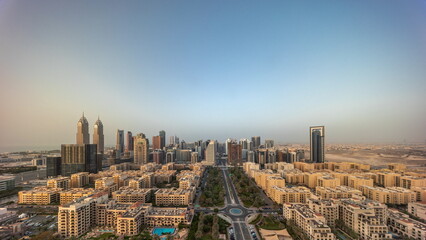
left=152, top=227, right=176, bottom=236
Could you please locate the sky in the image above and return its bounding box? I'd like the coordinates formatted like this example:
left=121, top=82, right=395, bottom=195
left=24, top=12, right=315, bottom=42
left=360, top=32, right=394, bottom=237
left=0, top=0, right=426, bottom=151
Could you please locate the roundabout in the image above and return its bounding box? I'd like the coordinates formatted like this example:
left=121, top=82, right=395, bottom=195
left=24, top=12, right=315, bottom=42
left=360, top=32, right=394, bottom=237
left=229, top=208, right=243, bottom=216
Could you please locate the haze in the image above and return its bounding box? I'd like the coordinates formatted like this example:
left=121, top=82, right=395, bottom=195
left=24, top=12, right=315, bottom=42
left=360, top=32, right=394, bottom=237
left=1, top=0, right=426, bottom=151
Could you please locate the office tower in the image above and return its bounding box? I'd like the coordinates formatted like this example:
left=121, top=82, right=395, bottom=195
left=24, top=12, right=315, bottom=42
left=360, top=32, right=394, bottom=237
left=191, top=152, right=198, bottom=163
left=152, top=136, right=162, bottom=150
left=176, top=149, right=191, bottom=163
left=116, top=129, right=125, bottom=156
left=265, top=139, right=274, bottom=148
left=152, top=150, right=164, bottom=164
left=247, top=151, right=255, bottom=162
left=76, top=113, right=90, bottom=144
left=166, top=151, right=175, bottom=163
left=239, top=139, right=249, bottom=150
left=134, top=133, right=149, bottom=165
left=310, top=126, right=325, bottom=163
left=159, top=130, right=166, bottom=148
left=93, top=117, right=104, bottom=154
left=227, top=141, right=242, bottom=166
left=205, top=140, right=217, bottom=164
left=126, top=131, right=133, bottom=152
left=46, top=156, right=61, bottom=177
left=251, top=136, right=261, bottom=149
left=169, top=135, right=179, bottom=146
left=258, top=149, right=268, bottom=165
left=225, top=138, right=233, bottom=155
left=61, top=144, right=100, bottom=176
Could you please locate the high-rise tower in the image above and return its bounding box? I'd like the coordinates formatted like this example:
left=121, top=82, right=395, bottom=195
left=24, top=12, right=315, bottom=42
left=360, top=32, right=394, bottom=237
left=126, top=131, right=133, bottom=152
left=116, top=129, right=124, bottom=156
left=134, top=133, right=149, bottom=165
left=76, top=113, right=90, bottom=144
left=93, top=117, right=104, bottom=154
left=205, top=140, right=217, bottom=165
left=159, top=130, right=166, bottom=148
left=310, top=126, right=325, bottom=163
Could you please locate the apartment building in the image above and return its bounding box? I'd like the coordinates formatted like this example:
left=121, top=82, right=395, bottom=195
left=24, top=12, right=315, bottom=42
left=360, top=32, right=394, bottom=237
left=70, top=172, right=89, bottom=188
left=338, top=199, right=391, bottom=240
left=57, top=192, right=108, bottom=238
left=408, top=202, right=426, bottom=220
left=129, top=174, right=153, bottom=189
left=283, top=203, right=336, bottom=240
left=411, top=186, right=426, bottom=201
left=59, top=188, right=96, bottom=205
left=116, top=203, right=146, bottom=236
left=112, top=187, right=152, bottom=203
left=144, top=207, right=192, bottom=227
left=360, top=186, right=416, bottom=204
left=387, top=208, right=426, bottom=240
left=269, top=186, right=311, bottom=204
left=377, top=172, right=401, bottom=187
left=316, top=176, right=340, bottom=188
left=155, top=187, right=194, bottom=206
left=315, top=186, right=363, bottom=200
left=18, top=187, right=61, bottom=205
left=348, top=176, right=373, bottom=190
left=95, top=177, right=118, bottom=196
left=399, top=176, right=426, bottom=189
left=47, top=176, right=70, bottom=189
left=307, top=199, right=339, bottom=227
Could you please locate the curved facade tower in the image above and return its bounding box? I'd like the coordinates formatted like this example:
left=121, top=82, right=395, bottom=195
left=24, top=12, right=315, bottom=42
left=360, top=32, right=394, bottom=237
left=76, top=113, right=90, bottom=144
left=93, top=117, right=104, bottom=154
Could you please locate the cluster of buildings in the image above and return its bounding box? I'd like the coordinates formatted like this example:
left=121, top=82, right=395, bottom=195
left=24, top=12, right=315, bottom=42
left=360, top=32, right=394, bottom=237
left=17, top=162, right=204, bottom=238
left=243, top=160, right=426, bottom=240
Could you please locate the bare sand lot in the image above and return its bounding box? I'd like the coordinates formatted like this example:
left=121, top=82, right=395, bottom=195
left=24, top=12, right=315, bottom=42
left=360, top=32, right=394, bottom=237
left=325, top=152, right=426, bottom=169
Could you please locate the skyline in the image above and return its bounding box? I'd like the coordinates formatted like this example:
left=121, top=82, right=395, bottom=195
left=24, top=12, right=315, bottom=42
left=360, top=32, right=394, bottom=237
left=1, top=0, right=426, bottom=150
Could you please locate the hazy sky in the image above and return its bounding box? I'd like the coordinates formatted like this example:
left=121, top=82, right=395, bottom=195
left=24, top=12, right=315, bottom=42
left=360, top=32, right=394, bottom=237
left=1, top=0, right=426, bottom=151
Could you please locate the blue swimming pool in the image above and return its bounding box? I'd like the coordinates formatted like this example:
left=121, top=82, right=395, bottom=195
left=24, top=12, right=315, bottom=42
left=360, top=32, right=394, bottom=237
left=152, top=227, right=176, bottom=236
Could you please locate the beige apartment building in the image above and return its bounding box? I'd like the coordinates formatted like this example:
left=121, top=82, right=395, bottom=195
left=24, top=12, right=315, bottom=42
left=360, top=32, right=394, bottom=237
left=377, top=172, right=401, bottom=187
left=112, top=187, right=152, bottom=203
left=70, top=172, right=89, bottom=188
left=316, top=176, right=340, bottom=188
left=144, top=207, right=192, bottom=227
left=129, top=174, right=154, bottom=189
left=57, top=192, right=109, bottom=238
left=283, top=203, right=336, bottom=240
left=59, top=188, right=96, bottom=205
left=315, top=186, right=363, bottom=200
left=116, top=204, right=146, bottom=236
left=307, top=199, right=339, bottom=227
left=410, top=186, right=426, bottom=201
left=387, top=208, right=426, bottom=240
left=95, top=177, right=118, bottom=196
left=408, top=202, right=426, bottom=221
left=47, top=176, right=70, bottom=189
left=155, top=187, right=194, bottom=206
left=399, top=175, right=426, bottom=189
left=388, top=163, right=406, bottom=172
left=338, top=199, right=392, bottom=240
left=348, top=175, right=373, bottom=190
left=360, top=186, right=416, bottom=204
left=269, top=186, right=311, bottom=204
left=18, top=187, right=61, bottom=205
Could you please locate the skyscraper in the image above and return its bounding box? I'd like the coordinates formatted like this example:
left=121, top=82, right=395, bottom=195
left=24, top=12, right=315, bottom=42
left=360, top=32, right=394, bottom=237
left=134, top=133, right=149, bottom=165
left=116, top=129, right=124, bottom=156
left=227, top=140, right=242, bottom=166
left=93, top=117, right=104, bottom=154
left=205, top=140, right=217, bottom=165
left=310, top=126, right=325, bottom=163
left=126, top=131, right=133, bottom=152
left=61, top=144, right=100, bottom=176
left=251, top=136, right=261, bottom=149
left=46, top=156, right=61, bottom=177
left=265, top=139, right=274, bottom=148
left=152, top=135, right=162, bottom=150
left=159, top=130, right=166, bottom=148
left=76, top=113, right=89, bottom=144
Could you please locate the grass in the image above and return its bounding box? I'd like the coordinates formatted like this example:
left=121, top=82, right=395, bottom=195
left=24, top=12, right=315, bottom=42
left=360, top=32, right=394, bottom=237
left=256, top=215, right=285, bottom=230
left=187, top=213, right=230, bottom=240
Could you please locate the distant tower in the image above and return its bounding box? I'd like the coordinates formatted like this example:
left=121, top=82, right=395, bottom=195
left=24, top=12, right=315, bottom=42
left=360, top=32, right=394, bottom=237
left=205, top=140, right=217, bottom=165
left=116, top=129, right=124, bottom=156
left=159, top=130, right=166, bottom=148
left=251, top=136, right=261, bottom=149
left=310, top=126, right=325, bottom=163
left=126, top=131, right=133, bottom=152
left=76, top=113, right=90, bottom=144
left=134, top=133, right=149, bottom=165
left=93, top=117, right=104, bottom=154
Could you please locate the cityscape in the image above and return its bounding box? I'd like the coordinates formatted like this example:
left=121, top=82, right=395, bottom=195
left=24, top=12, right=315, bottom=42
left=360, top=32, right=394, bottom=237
left=1, top=1, right=426, bottom=240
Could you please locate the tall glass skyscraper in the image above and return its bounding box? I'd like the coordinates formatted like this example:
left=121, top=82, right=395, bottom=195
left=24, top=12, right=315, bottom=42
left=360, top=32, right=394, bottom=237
left=310, top=126, right=325, bottom=163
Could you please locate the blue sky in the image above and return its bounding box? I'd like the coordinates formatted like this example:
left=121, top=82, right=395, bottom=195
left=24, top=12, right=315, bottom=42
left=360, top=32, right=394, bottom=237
left=0, top=0, right=426, bottom=150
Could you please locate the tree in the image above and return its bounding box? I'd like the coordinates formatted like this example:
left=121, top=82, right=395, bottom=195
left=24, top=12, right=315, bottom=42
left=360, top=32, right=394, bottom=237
left=211, top=214, right=219, bottom=239
left=196, top=213, right=205, bottom=239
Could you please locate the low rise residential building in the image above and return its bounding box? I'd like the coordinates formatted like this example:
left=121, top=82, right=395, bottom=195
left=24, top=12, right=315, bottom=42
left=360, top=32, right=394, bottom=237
left=283, top=203, right=336, bottom=240
left=269, top=186, right=311, bottom=204
left=47, top=176, right=70, bottom=189
left=411, top=186, right=426, bottom=201
left=315, top=186, right=363, bottom=200
left=116, top=202, right=149, bottom=236
left=360, top=186, right=416, bottom=204
left=408, top=202, right=426, bottom=221
left=399, top=176, right=426, bottom=189
left=387, top=208, right=426, bottom=240
left=18, top=187, right=61, bottom=205
left=155, top=187, right=194, bottom=206
left=95, top=177, right=118, bottom=196
left=112, top=187, right=152, bottom=203
left=144, top=207, right=192, bottom=227
left=60, top=188, right=96, bottom=205
left=70, top=172, right=89, bottom=188
left=316, top=176, right=340, bottom=188
left=348, top=175, right=373, bottom=190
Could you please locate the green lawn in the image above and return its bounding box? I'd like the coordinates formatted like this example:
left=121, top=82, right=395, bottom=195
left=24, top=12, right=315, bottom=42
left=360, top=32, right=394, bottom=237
left=256, top=215, right=285, bottom=230
left=199, top=167, right=225, bottom=207
left=229, top=167, right=265, bottom=208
